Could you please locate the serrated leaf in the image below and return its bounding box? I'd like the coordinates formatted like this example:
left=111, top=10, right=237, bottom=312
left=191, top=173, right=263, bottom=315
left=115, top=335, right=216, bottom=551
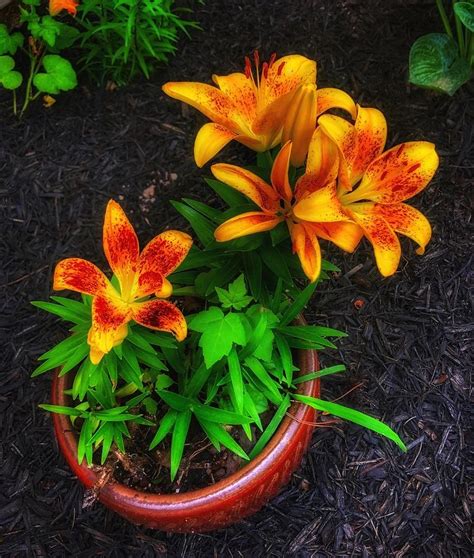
left=0, top=25, right=24, bottom=55
left=29, top=16, right=62, bottom=47
left=34, top=54, right=77, bottom=94
left=409, top=33, right=471, bottom=96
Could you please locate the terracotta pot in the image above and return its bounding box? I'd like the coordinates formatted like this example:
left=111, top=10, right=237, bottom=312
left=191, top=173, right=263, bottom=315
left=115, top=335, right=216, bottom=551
left=51, top=332, right=320, bottom=532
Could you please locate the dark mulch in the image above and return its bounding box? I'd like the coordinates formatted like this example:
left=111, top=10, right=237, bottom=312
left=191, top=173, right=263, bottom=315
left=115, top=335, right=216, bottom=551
left=1, top=0, right=472, bottom=556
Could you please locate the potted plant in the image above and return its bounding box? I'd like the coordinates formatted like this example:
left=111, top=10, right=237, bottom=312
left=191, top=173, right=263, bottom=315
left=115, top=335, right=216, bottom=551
left=34, top=52, right=438, bottom=532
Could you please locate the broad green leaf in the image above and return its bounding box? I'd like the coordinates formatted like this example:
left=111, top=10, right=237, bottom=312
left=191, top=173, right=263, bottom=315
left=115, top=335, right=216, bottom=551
left=170, top=410, right=192, bottom=480
left=0, top=25, right=24, bottom=55
left=295, top=395, right=407, bottom=451
left=34, top=54, right=77, bottom=94
left=215, top=274, right=253, bottom=310
left=249, top=395, right=291, bottom=459
left=0, top=58, right=22, bottom=90
left=155, top=374, right=174, bottom=390
left=188, top=307, right=224, bottom=332
left=409, top=33, right=471, bottom=96
left=454, top=2, right=474, bottom=31
left=28, top=16, right=62, bottom=47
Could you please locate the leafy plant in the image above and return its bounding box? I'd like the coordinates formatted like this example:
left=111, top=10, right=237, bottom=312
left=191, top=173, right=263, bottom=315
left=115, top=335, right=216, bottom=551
left=75, top=0, right=200, bottom=86
left=409, top=0, right=473, bottom=95
left=0, top=1, right=78, bottom=117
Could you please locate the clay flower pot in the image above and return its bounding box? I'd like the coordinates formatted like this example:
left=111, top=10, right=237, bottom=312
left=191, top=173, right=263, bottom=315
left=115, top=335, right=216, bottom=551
left=51, top=336, right=320, bottom=532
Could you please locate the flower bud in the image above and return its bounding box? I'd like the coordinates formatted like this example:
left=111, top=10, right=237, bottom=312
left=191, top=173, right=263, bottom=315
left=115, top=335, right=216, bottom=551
left=282, top=83, right=317, bottom=167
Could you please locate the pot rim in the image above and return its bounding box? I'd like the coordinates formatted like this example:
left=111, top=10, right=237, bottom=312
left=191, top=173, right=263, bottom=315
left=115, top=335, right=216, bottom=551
left=52, top=321, right=320, bottom=510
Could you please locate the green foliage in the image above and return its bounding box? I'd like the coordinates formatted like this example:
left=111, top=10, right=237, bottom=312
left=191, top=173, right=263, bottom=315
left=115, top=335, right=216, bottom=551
left=409, top=1, right=473, bottom=95
left=1, top=4, right=78, bottom=116
left=0, top=24, right=24, bottom=55
left=0, top=55, right=23, bottom=90
left=33, top=54, right=77, bottom=94
left=76, top=0, right=200, bottom=86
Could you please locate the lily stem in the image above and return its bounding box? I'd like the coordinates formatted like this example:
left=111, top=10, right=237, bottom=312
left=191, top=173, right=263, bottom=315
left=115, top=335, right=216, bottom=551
left=173, top=286, right=199, bottom=297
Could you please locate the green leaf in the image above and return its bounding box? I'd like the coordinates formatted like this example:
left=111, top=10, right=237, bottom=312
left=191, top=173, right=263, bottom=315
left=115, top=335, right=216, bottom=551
left=227, top=348, right=244, bottom=413
left=29, top=16, right=62, bottom=47
left=52, top=23, right=80, bottom=51
left=33, top=54, right=77, bottom=94
left=279, top=282, right=318, bottom=326
left=190, top=308, right=247, bottom=368
left=278, top=325, right=346, bottom=342
left=205, top=178, right=250, bottom=207
left=39, top=404, right=83, bottom=417
left=260, top=243, right=293, bottom=284
left=121, top=343, right=143, bottom=388
left=244, top=356, right=283, bottom=403
left=216, top=274, right=253, bottom=310
left=274, top=332, right=294, bottom=385
left=294, top=395, right=407, bottom=452
left=0, top=25, right=24, bottom=55
left=170, top=410, right=192, bottom=480
left=149, top=409, right=177, bottom=449
left=454, top=2, right=474, bottom=31
left=243, top=252, right=262, bottom=300
left=31, top=300, right=87, bottom=324
left=293, top=364, right=346, bottom=385
left=409, top=33, right=471, bottom=96
left=170, top=200, right=215, bottom=246
left=249, top=394, right=291, bottom=459
left=156, top=374, right=174, bottom=390
left=197, top=418, right=249, bottom=460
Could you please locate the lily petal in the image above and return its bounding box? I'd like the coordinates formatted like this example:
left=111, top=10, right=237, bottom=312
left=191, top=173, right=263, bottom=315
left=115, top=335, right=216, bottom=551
left=316, top=87, right=357, bottom=119
left=311, top=221, right=364, bottom=253
left=103, top=200, right=139, bottom=300
left=293, top=181, right=350, bottom=223
left=211, top=164, right=280, bottom=212
left=214, top=211, right=282, bottom=242
left=345, top=141, right=439, bottom=205
left=295, top=127, right=339, bottom=199
left=348, top=203, right=401, bottom=277
left=162, top=81, right=236, bottom=129
left=281, top=83, right=317, bottom=167
left=263, top=55, right=317, bottom=106
left=373, top=203, right=432, bottom=255
left=194, top=123, right=239, bottom=168
left=270, top=141, right=293, bottom=202
left=88, top=296, right=131, bottom=364
left=132, top=299, right=187, bottom=342
left=54, top=258, right=113, bottom=297
left=136, top=230, right=192, bottom=298
left=212, top=72, right=257, bottom=128
left=319, top=106, right=387, bottom=189
left=290, top=222, right=321, bottom=282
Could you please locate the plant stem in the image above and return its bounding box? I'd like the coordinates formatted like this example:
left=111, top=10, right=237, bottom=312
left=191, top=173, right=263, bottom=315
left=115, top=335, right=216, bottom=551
left=13, top=90, right=17, bottom=116
left=436, top=0, right=454, bottom=40
left=453, top=1, right=465, bottom=57
left=19, top=53, right=36, bottom=118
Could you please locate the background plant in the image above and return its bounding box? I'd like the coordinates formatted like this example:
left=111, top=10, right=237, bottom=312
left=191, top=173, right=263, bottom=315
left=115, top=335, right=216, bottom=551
left=409, top=0, right=473, bottom=95
left=0, top=0, right=78, bottom=116
left=76, top=0, right=200, bottom=86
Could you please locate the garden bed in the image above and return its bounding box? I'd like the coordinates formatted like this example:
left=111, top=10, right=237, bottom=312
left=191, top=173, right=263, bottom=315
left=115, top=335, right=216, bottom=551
left=1, top=0, right=472, bottom=555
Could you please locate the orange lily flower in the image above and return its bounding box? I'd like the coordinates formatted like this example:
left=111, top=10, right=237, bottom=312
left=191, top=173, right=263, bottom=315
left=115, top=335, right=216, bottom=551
left=212, top=137, right=358, bottom=282
left=53, top=200, right=192, bottom=364
left=294, top=107, right=439, bottom=276
left=49, top=0, right=78, bottom=16
left=163, top=51, right=356, bottom=168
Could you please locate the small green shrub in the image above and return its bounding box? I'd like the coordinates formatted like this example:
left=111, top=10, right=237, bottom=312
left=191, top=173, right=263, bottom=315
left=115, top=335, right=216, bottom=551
left=76, top=0, right=200, bottom=85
